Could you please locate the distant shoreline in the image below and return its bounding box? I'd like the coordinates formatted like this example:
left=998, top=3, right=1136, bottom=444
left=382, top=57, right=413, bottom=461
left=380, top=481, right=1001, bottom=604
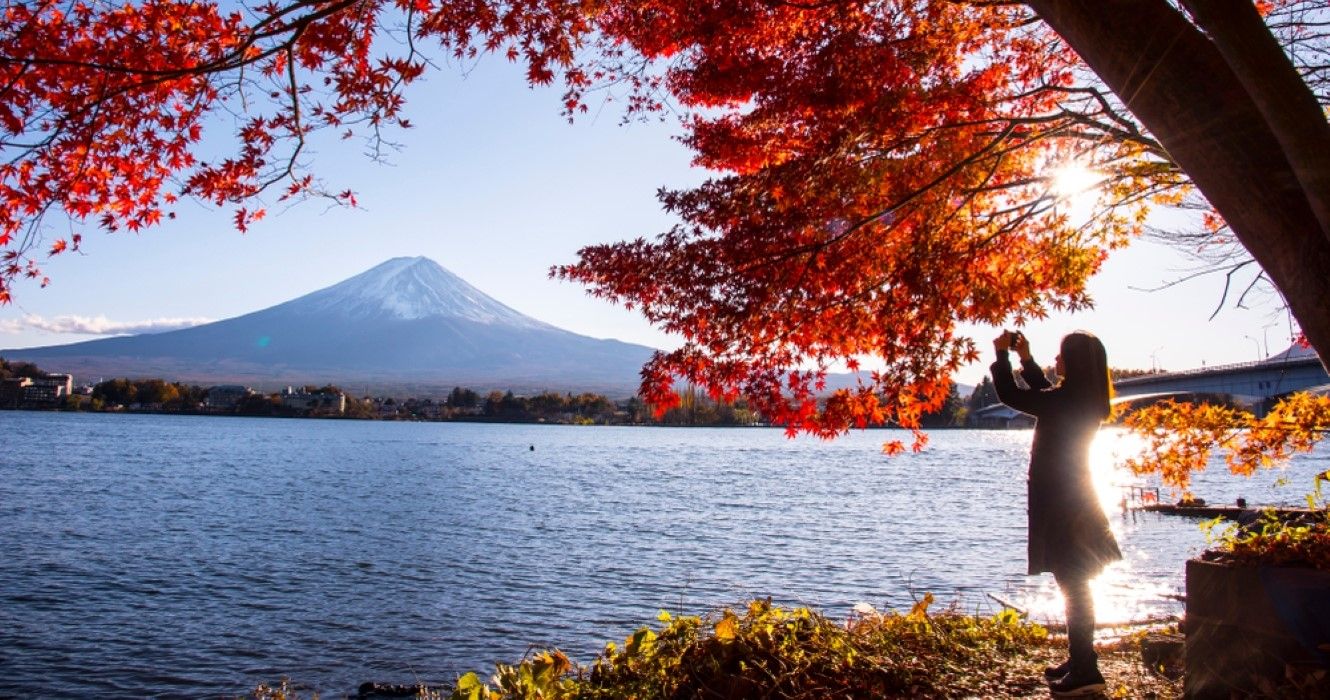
left=0, top=404, right=980, bottom=430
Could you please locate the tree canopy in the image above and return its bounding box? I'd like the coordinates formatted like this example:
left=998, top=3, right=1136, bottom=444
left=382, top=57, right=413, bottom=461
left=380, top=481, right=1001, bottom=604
left=556, top=0, right=1329, bottom=449
left=2, top=1, right=1326, bottom=449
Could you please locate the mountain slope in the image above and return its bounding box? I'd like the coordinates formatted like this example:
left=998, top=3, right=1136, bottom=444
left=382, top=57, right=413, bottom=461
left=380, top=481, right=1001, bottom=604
left=3, top=257, right=656, bottom=394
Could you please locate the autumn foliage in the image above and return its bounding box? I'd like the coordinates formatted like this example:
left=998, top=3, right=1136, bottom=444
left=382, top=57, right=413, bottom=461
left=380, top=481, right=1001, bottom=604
left=1123, top=394, right=1330, bottom=492
left=567, top=0, right=1326, bottom=446
left=555, top=1, right=1186, bottom=446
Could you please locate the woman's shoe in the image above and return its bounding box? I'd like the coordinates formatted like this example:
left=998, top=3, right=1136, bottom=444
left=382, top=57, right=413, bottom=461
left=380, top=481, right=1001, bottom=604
left=1043, top=659, right=1070, bottom=682
left=1049, top=666, right=1106, bottom=697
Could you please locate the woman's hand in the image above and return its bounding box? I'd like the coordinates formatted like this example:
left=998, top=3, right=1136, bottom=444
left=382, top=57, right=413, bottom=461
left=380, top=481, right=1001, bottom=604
left=1013, top=332, right=1032, bottom=361
left=994, top=331, right=1012, bottom=353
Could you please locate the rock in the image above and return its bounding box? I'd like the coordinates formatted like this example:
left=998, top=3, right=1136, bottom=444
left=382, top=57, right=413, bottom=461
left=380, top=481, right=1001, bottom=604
left=1140, top=632, right=1184, bottom=680
left=357, top=681, right=424, bottom=698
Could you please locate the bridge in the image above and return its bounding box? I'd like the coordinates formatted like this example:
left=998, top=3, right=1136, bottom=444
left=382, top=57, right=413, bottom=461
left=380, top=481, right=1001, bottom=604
left=1114, top=345, right=1329, bottom=413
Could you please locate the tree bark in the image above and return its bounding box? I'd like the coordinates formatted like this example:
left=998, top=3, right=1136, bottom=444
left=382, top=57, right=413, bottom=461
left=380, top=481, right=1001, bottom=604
left=1026, top=0, right=1330, bottom=371
left=1179, top=0, right=1330, bottom=248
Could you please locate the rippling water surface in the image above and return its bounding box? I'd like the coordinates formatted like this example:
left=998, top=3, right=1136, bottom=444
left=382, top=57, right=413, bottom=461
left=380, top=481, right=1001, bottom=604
left=2, top=411, right=1326, bottom=697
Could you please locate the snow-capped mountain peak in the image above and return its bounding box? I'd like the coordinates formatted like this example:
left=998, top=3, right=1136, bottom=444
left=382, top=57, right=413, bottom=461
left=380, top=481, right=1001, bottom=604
left=297, top=256, right=550, bottom=327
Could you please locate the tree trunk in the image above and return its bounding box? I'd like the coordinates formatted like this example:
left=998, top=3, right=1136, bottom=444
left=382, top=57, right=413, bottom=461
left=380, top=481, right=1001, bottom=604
left=1180, top=0, right=1330, bottom=249
left=1026, top=0, right=1330, bottom=371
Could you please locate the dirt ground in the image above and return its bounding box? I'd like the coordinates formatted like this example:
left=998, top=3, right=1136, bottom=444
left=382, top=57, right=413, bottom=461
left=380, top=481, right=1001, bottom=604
left=994, top=638, right=1183, bottom=699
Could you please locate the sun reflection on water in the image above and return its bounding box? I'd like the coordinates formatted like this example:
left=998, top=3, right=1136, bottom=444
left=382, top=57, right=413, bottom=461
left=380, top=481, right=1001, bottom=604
left=1016, top=428, right=1179, bottom=630
left=1090, top=427, right=1149, bottom=516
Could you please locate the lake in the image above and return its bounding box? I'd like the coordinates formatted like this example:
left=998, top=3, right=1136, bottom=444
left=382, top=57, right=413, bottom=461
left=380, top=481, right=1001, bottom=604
left=2, top=411, right=1326, bottom=697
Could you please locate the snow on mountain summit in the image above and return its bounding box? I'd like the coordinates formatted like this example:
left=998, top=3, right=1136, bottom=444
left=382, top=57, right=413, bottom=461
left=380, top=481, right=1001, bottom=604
left=296, top=257, right=551, bottom=327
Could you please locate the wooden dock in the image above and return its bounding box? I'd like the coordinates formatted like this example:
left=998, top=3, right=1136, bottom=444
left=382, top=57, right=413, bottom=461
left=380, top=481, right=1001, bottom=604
left=1139, top=503, right=1320, bottom=521
left=1121, top=485, right=1322, bottom=521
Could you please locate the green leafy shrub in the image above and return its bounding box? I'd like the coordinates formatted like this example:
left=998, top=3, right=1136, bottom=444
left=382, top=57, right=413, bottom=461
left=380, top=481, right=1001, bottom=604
left=1204, top=513, right=1330, bottom=570
left=1203, top=475, right=1330, bottom=571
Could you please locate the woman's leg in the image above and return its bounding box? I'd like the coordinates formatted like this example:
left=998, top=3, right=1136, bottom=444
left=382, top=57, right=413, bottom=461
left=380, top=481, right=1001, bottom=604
left=1054, top=571, right=1097, bottom=671
left=1049, top=571, right=1107, bottom=694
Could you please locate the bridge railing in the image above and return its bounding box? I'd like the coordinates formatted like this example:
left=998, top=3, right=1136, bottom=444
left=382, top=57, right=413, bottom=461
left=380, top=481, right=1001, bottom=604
left=1114, top=356, right=1322, bottom=386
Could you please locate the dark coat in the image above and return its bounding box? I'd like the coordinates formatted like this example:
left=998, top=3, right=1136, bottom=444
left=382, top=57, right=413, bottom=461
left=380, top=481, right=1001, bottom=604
left=991, top=353, right=1122, bottom=577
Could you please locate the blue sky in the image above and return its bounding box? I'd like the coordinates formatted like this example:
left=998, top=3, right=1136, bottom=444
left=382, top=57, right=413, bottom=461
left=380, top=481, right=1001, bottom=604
left=0, top=56, right=1298, bottom=387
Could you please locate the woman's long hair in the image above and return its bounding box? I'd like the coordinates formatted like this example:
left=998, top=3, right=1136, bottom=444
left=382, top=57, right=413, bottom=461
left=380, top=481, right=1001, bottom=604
left=1059, top=331, right=1112, bottom=420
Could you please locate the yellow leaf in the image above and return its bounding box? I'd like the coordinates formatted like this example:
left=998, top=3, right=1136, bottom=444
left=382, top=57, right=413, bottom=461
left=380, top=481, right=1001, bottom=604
left=714, top=612, right=739, bottom=641
left=908, top=592, right=934, bottom=621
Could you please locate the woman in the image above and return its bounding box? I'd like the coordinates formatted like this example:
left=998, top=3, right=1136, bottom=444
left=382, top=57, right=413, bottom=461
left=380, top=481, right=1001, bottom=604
left=991, top=330, right=1121, bottom=697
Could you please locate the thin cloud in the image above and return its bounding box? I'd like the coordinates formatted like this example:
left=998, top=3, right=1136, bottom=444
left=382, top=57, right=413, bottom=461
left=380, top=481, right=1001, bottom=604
left=0, top=314, right=213, bottom=336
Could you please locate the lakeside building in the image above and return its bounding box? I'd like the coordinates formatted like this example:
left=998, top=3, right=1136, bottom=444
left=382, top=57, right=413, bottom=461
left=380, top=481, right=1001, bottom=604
left=28, top=374, right=73, bottom=403
left=969, top=403, right=1036, bottom=429
left=1, top=373, right=74, bottom=408
left=204, top=385, right=254, bottom=410
left=404, top=398, right=442, bottom=420
left=280, top=387, right=346, bottom=415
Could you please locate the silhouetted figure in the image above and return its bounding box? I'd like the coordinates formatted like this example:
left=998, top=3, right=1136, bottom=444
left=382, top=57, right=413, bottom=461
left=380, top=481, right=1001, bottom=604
left=992, top=330, right=1121, bottom=697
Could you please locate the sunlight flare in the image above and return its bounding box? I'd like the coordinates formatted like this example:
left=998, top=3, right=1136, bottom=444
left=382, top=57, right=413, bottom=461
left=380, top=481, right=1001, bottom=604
left=1049, top=162, right=1102, bottom=222
left=1090, top=427, right=1150, bottom=516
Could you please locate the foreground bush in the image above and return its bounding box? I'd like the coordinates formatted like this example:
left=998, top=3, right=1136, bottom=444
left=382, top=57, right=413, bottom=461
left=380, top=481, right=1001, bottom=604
left=448, top=597, right=1055, bottom=699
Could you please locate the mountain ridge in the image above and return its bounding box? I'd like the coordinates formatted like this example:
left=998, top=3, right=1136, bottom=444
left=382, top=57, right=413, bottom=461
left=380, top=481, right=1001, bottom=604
left=2, top=257, right=656, bottom=396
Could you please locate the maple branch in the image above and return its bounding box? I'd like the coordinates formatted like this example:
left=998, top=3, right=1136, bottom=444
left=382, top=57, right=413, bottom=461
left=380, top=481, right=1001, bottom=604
left=834, top=122, right=1022, bottom=248
left=997, top=76, right=1173, bottom=163
left=247, top=0, right=354, bottom=39
left=1059, top=117, right=1169, bottom=160
left=982, top=194, right=1058, bottom=238
left=964, top=175, right=1048, bottom=193
left=0, top=2, right=356, bottom=157
left=0, top=0, right=361, bottom=82
left=1033, top=84, right=1143, bottom=135
left=0, top=1, right=58, bottom=104
left=857, top=111, right=1054, bottom=163
left=727, top=116, right=1090, bottom=315
left=934, top=150, right=1007, bottom=235
left=256, top=44, right=308, bottom=193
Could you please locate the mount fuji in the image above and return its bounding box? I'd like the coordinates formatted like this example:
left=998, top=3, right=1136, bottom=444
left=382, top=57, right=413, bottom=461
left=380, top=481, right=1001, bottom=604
left=3, top=257, right=657, bottom=395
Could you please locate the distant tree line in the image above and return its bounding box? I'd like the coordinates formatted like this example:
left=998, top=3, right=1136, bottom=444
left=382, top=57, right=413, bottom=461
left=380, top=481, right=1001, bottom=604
left=86, top=377, right=205, bottom=410
left=0, top=358, right=763, bottom=426
left=2, top=359, right=994, bottom=429
left=920, top=383, right=966, bottom=428
left=0, top=357, right=46, bottom=381
left=382, top=387, right=761, bottom=427
left=380, top=388, right=624, bottom=424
